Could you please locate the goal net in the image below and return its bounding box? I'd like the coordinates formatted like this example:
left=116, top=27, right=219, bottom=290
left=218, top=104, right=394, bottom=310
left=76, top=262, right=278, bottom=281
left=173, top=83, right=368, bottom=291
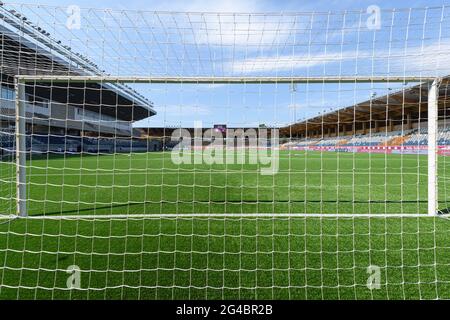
left=1, top=3, right=450, bottom=299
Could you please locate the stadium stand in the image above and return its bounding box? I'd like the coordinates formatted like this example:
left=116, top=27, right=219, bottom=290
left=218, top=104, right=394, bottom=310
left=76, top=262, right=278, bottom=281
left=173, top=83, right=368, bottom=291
left=281, top=127, right=450, bottom=150
left=0, top=5, right=160, bottom=158
left=26, top=135, right=161, bottom=154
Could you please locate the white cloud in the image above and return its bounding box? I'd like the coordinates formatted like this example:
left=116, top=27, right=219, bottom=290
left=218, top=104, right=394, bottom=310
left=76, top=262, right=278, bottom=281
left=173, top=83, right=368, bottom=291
left=192, top=15, right=305, bottom=47
left=392, top=42, right=450, bottom=76
left=133, top=1, right=310, bottom=49
left=149, top=0, right=262, bottom=13
left=229, top=51, right=351, bottom=73
left=227, top=40, right=450, bottom=76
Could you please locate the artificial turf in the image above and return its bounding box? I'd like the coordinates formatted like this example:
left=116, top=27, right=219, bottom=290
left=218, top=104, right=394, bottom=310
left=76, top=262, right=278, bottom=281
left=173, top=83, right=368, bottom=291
left=1, top=150, right=450, bottom=299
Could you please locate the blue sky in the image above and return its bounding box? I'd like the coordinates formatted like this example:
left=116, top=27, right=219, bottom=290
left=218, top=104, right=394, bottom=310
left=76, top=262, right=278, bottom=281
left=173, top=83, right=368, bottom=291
left=5, top=0, right=450, bottom=128
left=13, top=0, right=450, bottom=13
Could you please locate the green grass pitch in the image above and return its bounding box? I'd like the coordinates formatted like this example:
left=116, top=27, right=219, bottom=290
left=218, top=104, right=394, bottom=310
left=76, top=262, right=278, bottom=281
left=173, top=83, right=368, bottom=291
left=1, top=150, right=450, bottom=299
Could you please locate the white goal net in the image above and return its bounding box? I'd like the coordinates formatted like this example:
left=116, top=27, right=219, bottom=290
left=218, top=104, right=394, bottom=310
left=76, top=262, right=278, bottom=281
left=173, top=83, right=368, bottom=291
left=1, top=3, right=450, bottom=299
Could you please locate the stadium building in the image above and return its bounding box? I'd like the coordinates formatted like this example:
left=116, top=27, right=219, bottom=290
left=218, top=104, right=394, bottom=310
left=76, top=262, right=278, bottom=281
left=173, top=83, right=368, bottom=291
left=280, top=77, right=450, bottom=152
left=0, top=4, right=159, bottom=156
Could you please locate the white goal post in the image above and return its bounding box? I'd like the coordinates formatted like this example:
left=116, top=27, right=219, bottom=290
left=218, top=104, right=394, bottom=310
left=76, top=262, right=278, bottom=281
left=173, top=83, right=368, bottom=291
left=13, top=75, right=442, bottom=218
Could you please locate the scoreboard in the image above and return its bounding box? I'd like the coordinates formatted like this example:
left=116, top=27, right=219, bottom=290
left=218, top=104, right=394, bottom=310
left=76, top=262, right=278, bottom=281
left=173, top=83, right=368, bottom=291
left=214, top=124, right=227, bottom=133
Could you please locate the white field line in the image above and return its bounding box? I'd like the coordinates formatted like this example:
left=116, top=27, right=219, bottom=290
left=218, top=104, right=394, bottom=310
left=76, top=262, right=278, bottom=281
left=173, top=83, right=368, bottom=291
left=0, top=213, right=437, bottom=220
left=9, top=171, right=430, bottom=178
left=20, top=155, right=430, bottom=162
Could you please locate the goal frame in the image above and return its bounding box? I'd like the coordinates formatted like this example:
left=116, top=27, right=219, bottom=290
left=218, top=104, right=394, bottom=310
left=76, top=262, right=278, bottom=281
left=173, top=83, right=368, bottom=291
left=13, top=75, right=443, bottom=218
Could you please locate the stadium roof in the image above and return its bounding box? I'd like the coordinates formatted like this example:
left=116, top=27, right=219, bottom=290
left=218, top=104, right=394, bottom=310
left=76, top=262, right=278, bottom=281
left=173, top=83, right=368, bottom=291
left=0, top=5, right=156, bottom=122
left=280, top=77, right=450, bottom=137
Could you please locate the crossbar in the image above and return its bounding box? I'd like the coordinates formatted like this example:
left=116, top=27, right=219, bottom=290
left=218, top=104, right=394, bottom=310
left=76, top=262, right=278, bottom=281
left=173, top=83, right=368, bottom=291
left=15, top=75, right=438, bottom=84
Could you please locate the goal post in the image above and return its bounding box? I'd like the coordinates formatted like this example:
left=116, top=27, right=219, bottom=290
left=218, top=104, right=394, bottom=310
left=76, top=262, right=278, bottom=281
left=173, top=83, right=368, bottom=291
left=15, top=79, right=27, bottom=217
left=427, top=78, right=441, bottom=216
left=14, top=75, right=442, bottom=218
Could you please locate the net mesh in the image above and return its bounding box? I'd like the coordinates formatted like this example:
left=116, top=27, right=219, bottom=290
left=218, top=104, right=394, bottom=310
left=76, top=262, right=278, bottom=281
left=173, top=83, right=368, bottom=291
left=0, top=3, right=450, bottom=299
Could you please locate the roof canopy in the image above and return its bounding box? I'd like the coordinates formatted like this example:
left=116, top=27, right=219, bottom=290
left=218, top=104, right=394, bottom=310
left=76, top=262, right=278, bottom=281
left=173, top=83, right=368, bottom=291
left=281, top=78, right=450, bottom=137
left=0, top=9, right=155, bottom=122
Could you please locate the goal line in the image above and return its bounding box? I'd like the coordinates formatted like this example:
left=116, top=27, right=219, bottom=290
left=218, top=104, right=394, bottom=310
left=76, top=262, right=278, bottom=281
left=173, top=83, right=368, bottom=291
left=0, top=213, right=442, bottom=220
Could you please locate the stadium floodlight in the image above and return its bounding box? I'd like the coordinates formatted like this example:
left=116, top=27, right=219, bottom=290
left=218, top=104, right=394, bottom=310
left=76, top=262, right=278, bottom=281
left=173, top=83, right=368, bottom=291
left=2, top=3, right=450, bottom=300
